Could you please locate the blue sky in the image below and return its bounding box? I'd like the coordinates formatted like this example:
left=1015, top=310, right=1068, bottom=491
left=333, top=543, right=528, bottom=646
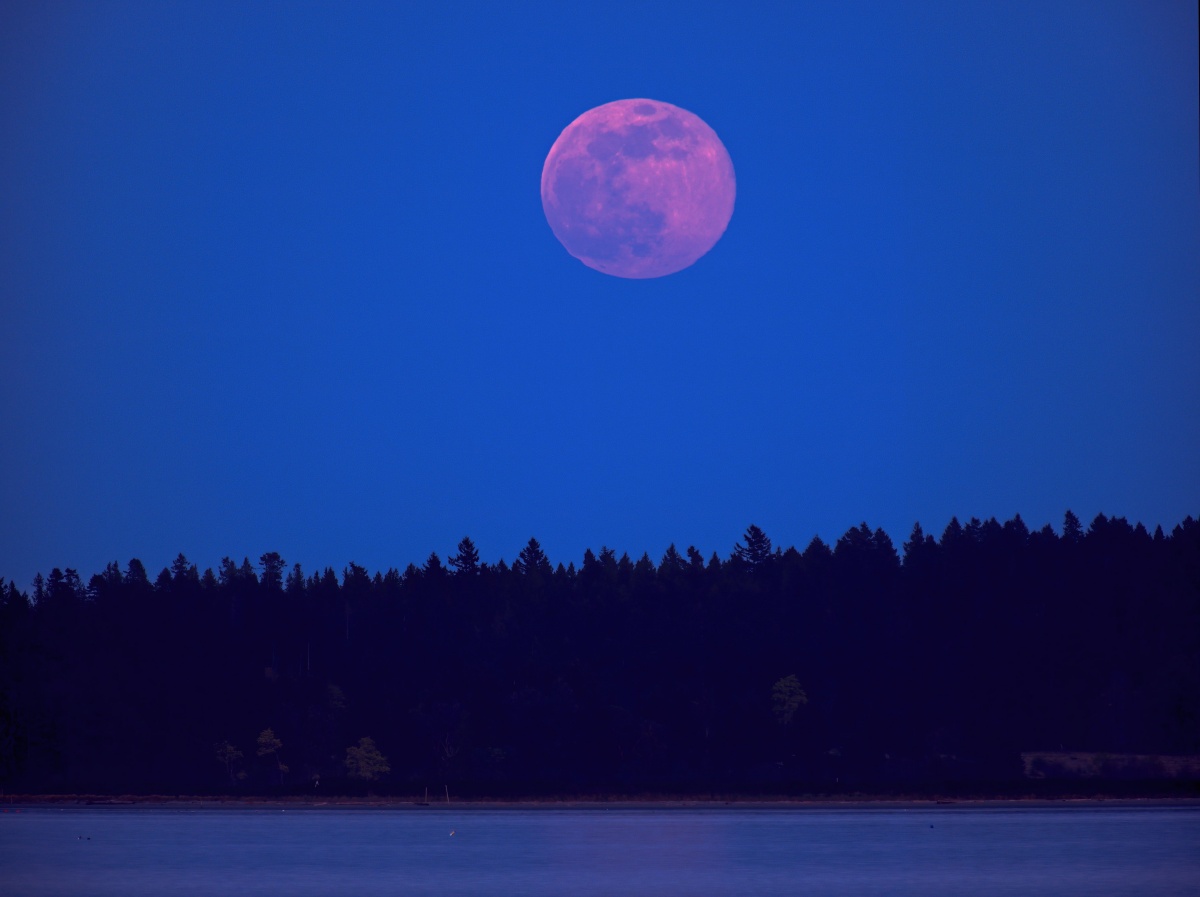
left=2, top=1, right=1197, bottom=584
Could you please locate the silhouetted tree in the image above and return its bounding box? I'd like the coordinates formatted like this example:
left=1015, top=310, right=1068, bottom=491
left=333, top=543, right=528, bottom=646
left=259, top=552, right=286, bottom=592
left=733, top=524, right=774, bottom=570
left=1062, top=509, right=1084, bottom=544
left=449, top=537, right=480, bottom=575
left=3, top=510, right=1197, bottom=795
left=515, top=538, right=552, bottom=578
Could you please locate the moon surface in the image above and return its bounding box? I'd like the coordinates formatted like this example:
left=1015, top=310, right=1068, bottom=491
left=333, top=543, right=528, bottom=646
left=541, top=99, right=735, bottom=279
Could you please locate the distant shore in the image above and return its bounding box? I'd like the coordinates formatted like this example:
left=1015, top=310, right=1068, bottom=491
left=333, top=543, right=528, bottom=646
left=5, top=794, right=1199, bottom=811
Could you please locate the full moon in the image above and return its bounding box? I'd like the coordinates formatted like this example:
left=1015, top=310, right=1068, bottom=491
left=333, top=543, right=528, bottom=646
left=541, top=99, right=735, bottom=279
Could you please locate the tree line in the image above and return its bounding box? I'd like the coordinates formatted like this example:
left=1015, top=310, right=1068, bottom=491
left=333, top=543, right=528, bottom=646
left=0, top=510, right=1197, bottom=796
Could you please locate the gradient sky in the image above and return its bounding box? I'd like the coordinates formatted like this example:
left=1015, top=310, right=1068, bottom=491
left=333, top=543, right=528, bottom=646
left=2, top=1, right=1197, bottom=585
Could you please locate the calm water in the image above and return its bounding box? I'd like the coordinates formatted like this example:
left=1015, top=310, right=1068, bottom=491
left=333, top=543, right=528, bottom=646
left=1, top=806, right=1197, bottom=896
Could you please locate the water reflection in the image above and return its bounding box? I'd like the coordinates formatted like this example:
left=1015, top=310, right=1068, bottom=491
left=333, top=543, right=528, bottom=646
left=1, top=806, right=1197, bottom=896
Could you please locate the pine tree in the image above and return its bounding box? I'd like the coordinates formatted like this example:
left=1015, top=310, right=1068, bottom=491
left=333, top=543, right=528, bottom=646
left=515, top=538, right=552, bottom=578
left=733, top=524, right=774, bottom=570
left=449, top=537, right=480, bottom=575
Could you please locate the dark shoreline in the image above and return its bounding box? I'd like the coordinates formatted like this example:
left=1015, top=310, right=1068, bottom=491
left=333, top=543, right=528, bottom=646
left=5, top=794, right=1199, bottom=811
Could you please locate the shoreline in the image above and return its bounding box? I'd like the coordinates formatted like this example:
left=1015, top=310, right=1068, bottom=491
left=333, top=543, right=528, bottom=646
left=5, top=794, right=1199, bottom=811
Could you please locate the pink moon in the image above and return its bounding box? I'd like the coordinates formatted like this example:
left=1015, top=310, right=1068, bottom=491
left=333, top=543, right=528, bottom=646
left=541, top=99, right=736, bottom=279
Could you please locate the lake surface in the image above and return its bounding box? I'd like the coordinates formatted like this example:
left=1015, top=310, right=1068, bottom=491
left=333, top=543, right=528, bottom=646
left=1, top=805, right=1197, bottom=896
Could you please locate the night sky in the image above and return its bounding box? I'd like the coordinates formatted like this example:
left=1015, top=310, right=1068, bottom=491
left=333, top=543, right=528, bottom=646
left=2, top=1, right=1197, bottom=586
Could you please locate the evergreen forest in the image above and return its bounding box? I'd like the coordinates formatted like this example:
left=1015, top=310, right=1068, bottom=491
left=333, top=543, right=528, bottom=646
left=1, top=511, right=1197, bottom=797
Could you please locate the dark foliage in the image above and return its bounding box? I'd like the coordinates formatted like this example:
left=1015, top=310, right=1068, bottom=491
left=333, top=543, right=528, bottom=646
left=1, top=513, right=1197, bottom=796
